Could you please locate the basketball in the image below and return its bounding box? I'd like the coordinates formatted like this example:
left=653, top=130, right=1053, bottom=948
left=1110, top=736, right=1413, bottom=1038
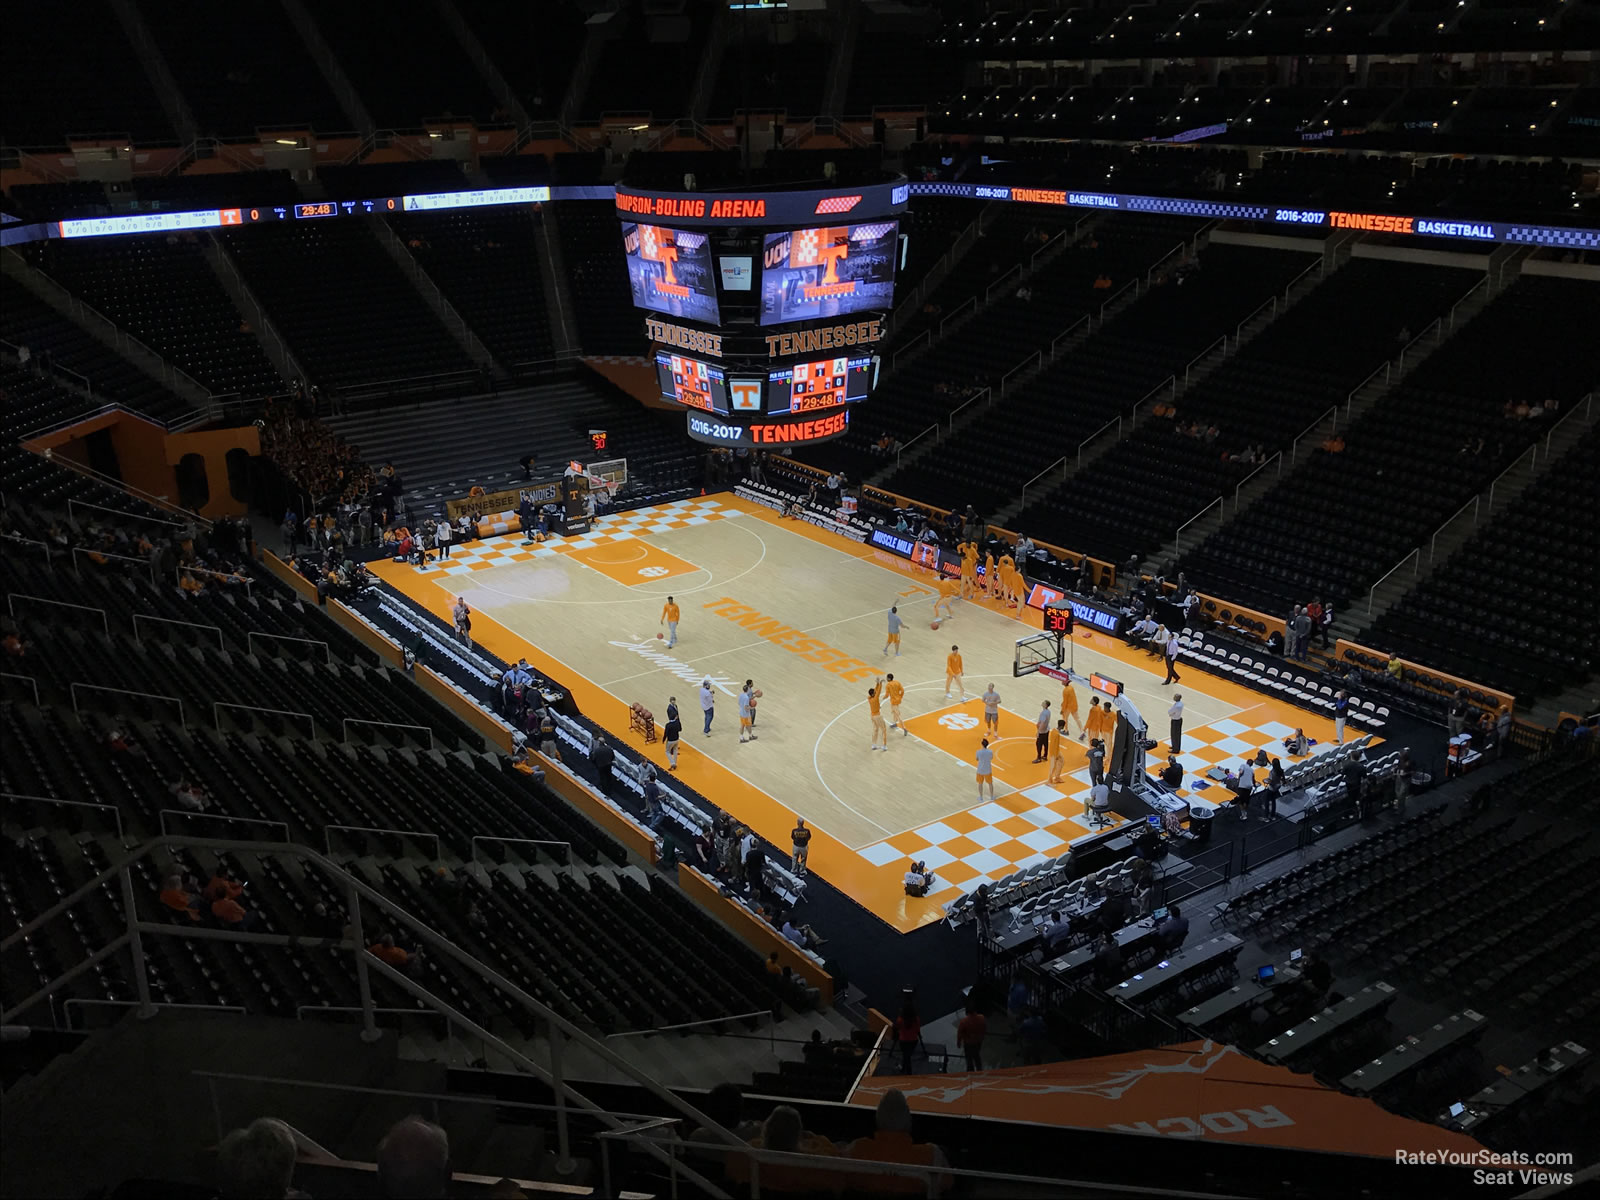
left=753, top=689, right=763, bottom=698
left=656, top=632, right=664, bottom=640
left=930, top=621, right=942, bottom=630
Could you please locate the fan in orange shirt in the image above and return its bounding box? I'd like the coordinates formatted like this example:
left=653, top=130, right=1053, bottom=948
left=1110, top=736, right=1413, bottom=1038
left=867, top=678, right=889, bottom=751
left=944, top=646, right=966, bottom=700
left=884, top=673, right=907, bottom=736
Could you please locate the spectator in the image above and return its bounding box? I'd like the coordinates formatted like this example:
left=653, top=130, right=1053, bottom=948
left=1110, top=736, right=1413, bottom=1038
left=971, top=883, right=991, bottom=939
left=203, top=870, right=244, bottom=905
left=740, top=1105, right=838, bottom=1194
left=1157, top=903, right=1189, bottom=949
left=892, top=996, right=922, bottom=1075
left=1093, top=932, right=1124, bottom=982
left=452, top=597, right=472, bottom=648
left=688, top=1082, right=762, bottom=1151
left=663, top=697, right=682, bottom=771
left=370, top=934, right=412, bottom=971
left=781, top=915, right=821, bottom=951
left=170, top=778, right=210, bottom=812
left=903, top=859, right=932, bottom=897
left=1394, top=747, right=1413, bottom=812
left=1159, top=755, right=1183, bottom=788
left=217, top=1117, right=300, bottom=1200
left=1282, top=727, right=1309, bottom=756
left=1386, top=653, right=1404, bottom=681
left=211, top=888, right=250, bottom=929
left=956, top=1005, right=987, bottom=1071
left=1262, top=757, right=1284, bottom=819
left=159, top=874, right=201, bottom=921
left=1041, top=909, right=1073, bottom=955
left=377, top=1116, right=451, bottom=1199
left=1495, top=705, right=1513, bottom=758
left=700, top=678, right=716, bottom=736
left=589, top=736, right=615, bottom=790
left=845, top=1088, right=952, bottom=1194
left=1019, top=1009, right=1048, bottom=1066
left=641, top=768, right=665, bottom=831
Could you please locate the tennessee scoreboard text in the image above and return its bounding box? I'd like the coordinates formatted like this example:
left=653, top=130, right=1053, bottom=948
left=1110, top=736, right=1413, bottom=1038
left=618, top=177, right=907, bottom=452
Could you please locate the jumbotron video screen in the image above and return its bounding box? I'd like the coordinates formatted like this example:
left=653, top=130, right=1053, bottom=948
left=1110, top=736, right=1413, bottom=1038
left=623, top=222, right=722, bottom=325
left=759, top=221, right=898, bottom=325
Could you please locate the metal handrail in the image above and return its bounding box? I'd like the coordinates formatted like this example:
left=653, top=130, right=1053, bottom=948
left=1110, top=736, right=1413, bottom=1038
left=890, top=328, right=929, bottom=370
left=76, top=547, right=158, bottom=584
left=938, top=295, right=976, bottom=339
left=1146, top=240, right=1186, bottom=287
left=175, top=564, right=253, bottom=596
left=946, top=387, right=991, bottom=431
left=1446, top=275, right=1487, bottom=332
left=1173, top=496, right=1224, bottom=554
left=295, top=1005, right=435, bottom=1023
left=1485, top=440, right=1538, bottom=515
left=605, top=1008, right=773, bottom=1040
left=8, top=593, right=109, bottom=634
left=159, top=809, right=290, bottom=840
left=214, top=701, right=314, bottom=735
left=468, top=834, right=570, bottom=866
left=1029, top=228, right=1066, bottom=271
left=1077, top=414, right=1123, bottom=467
left=1282, top=256, right=1324, bottom=303
left=134, top=613, right=222, bottom=649
left=1234, top=295, right=1277, bottom=346
left=1231, top=451, right=1282, bottom=512
left=1183, top=336, right=1227, bottom=388
left=1050, top=313, right=1091, bottom=360
left=985, top=262, right=1022, bottom=304
left=895, top=422, right=940, bottom=464
left=0, top=673, right=40, bottom=704
left=0, top=835, right=741, bottom=1196
left=1133, top=376, right=1176, bottom=427
left=247, top=630, right=331, bottom=664
left=1428, top=495, right=1480, bottom=564
left=65, top=998, right=245, bottom=1030
left=1541, top=390, right=1593, bottom=457
left=49, top=454, right=209, bottom=529
left=341, top=718, right=434, bottom=749
left=1396, top=317, right=1441, bottom=374
left=1, top=792, right=122, bottom=839
left=327, top=825, right=442, bottom=856
left=72, top=682, right=183, bottom=727
left=1345, top=361, right=1391, bottom=414
left=1, top=534, right=53, bottom=562
left=65, top=496, right=184, bottom=528
left=1097, top=278, right=1137, bottom=325
left=1000, top=350, right=1041, bottom=396
left=1020, top=456, right=1069, bottom=509
left=1365, top=547, right=1421, bottom=614
left=1290, top=405, right=1339, bottom=463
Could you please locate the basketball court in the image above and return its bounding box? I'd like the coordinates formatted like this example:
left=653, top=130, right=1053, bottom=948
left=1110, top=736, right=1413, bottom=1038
left=369, top=494, right=1358, bottom=933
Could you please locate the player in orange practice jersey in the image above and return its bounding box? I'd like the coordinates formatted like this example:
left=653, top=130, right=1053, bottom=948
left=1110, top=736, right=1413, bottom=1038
left=945, top=646, right=966, bottom=700
left=867, top=677, right=889, bottom=751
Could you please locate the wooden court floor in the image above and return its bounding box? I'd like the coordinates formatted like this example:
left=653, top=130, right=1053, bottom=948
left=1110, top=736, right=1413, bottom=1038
left=370, top=495, right=1362, bottom=933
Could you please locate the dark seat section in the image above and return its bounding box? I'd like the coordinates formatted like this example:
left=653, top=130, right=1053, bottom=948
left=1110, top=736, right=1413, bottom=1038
left=21, top=234, right=285, bottom=399
left=220, top=220, right=476, bottom=396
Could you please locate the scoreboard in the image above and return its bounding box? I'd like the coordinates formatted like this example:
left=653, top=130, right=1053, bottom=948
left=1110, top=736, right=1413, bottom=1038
left=618, top=178, right=908, bottom=450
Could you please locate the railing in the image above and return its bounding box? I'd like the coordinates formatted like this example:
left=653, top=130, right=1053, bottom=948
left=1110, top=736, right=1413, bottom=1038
left=2, top=792, right=122, bottom=839
left=341, top=718, right=435, bottom=749
left=890, top=328, right=929, bottom=371
left=1146, top=240, right=1187, bottom=287
left=39, top=438, right=212, bottom=528
left=1230, top=451, right=1282, bottom=512
left=175, top=564, right=254, bottom=596
left=247, top=631, right=331, bottom=664
left=1076, top=414, right=1123, bottom=468
left=1485, top=440, right=1539, bottom=516
left=895, top=422, right=940, bottom=464
left=1428, top=495, right=1480, bottom=564
left=0, top=673, right=41, bottom=704
left=1173, top=496, right=1223, bottom=555
left=937, top=295, right=976, bottom=339
left=1233, top=296, right=1277, bottom=346
left=1019, top=456, right=1069, bottom=509
left=1096, top=278, right=1137, bottom=326
left=133, top=613, right=222, bottom=649
left=72, top=682, right=183, bottom=727
left=9, top=593, right=109, bottom=634
left=2, top=534, right=53, bottom=563
left=1541, top=390, right=1593, bottom=457
left=340, top=369, right=483, bottom=403
left=1050, top=313, right=1091, bottom=361
left=985, top=262, right=1022, bottom=304
left=65, top=998, right=246, bottom=1030
left=946, top=386, right=992, bottom=431
left=1345, top=362, right=1391, bottom=414
left=1134, top=375, right=1176, bottom=427
left=74, top=546, right=157, bottom=584
left=1446, top=275, right=1487, bottom=332
left=1290, top=405, right=1337, bottom=464
left=1365, top=547, right=1421, bottom=614
left=468, top=834, right=570, bottom=867
left=328, top=825, right=442, bottom=857
left=0, top=835, right=740, bottom=1195
left=1000, top=350, right=1042, bottom=396
left=1282, top=256, right=1324, bottom=304
left=214, top=701, right=315, bottom=737
left=1396, top=317, right=1441, bottom=374
left=67, top=496, right=185, bottom=529
left=159, top=810, right=290, bottom=841
left=604, top=1008, right=773, bottom=1040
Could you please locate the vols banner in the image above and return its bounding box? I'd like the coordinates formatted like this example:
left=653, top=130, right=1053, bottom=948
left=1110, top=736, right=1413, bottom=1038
left=445, top=479, right=563, bottom=521
left=854, top=1041, right=1489, bottom=1160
